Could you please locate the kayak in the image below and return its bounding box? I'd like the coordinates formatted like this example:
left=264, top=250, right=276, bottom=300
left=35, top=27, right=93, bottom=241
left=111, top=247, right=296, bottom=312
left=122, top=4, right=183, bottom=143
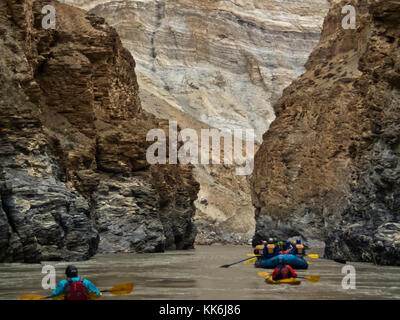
left=52, top=292, right=101, bottom=300
left=256, top=254, right=308, bottom=269
left=266, top=276, right=301, bottom=285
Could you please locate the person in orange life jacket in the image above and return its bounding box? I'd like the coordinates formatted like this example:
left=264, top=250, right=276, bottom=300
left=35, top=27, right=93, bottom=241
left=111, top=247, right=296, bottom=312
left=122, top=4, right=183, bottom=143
left=272, top=258, right=297, bottom=280
left=263, top=238, right=280, bottom=259
left=254, top=240, right=267, bottom=255
left=50, top=265, right=101, bottom=300
left=289, top=239, right=305, bottom=256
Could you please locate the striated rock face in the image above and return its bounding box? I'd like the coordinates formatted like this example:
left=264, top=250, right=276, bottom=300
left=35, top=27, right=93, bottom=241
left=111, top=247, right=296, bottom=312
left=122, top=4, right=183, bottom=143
left=63, top=0, right=329, bottom=244
left=134, top=61, right=256, bottom=244
left=0, top=0, right=198, bottom=262
left=63, top=0, right=330, bottom=141
left=251, top=0, right=400, bottom=265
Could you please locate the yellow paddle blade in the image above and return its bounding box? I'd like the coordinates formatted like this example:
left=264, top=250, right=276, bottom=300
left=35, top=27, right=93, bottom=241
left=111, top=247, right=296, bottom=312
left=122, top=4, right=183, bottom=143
left=305, top=275, right=320, bottom=283
left=244, top=257, right=257, bottom=264
left=257, top=271, right=270, bottom=278
left=308, top=254, right=319, bottom=259
left=247, top=254, right=261, bottom=257
left=89, top=292, right=102, bottom=300
left=108, top=282, right=134, bottom=295
left=20, top=294, right=47, bottom=300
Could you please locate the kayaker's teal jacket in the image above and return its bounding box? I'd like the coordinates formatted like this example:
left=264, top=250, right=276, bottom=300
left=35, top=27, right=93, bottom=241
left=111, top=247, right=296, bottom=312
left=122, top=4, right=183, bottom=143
left=50, top=277, right=101, bottom=298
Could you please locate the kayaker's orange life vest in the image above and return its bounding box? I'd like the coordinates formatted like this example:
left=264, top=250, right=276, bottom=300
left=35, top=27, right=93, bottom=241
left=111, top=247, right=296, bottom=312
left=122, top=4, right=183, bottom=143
left=267, top=244, right=275, bottom=254
left=296, top=244, right=304, bottom=254
left=255, top=245, right=264, bottom=255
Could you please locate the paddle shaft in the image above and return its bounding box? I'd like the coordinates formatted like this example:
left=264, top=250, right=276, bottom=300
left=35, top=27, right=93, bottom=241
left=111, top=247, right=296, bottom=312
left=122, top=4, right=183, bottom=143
left=220, top=256, right=258, bottom=268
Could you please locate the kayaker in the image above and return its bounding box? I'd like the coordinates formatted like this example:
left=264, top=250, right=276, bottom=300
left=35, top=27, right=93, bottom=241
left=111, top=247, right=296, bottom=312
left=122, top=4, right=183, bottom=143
left=272, top=258, right=298, bottom=281
left=254, top=240, right=266, bottom=255
left=290, top=239, right=306, bottom=256
left=289, top=240, right=296, bottom=253
left=50, top=265, right=102, bottom=300
left=280, top=240, right=292, bottom=254
left=263, top=238, right=280, bottom=259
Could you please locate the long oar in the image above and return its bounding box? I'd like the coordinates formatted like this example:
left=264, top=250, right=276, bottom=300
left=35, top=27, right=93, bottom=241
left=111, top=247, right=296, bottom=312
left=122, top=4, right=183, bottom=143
left=298, top=275, right=320, bottom=282
left=307, top=254, right=346, bottom=264
left=20, top=282, right=134, bottom=300
left=244, top=257, right=258, bottom=264
left=220, top=256, right=259, bottom=268
left=257, top=271, right=320, bottom=283
left=245, top=254, right=261, bottom=263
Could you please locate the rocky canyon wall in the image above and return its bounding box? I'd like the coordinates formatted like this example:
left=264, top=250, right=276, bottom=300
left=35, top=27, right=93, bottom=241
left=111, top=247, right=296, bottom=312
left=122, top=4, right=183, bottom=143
left=0, top=0, right=198, bottom=262
left=63, top=0, right=330, bottom=142
left=251, top=0, right=400, bottom=265
left=62, top=0, right=330, bottom=244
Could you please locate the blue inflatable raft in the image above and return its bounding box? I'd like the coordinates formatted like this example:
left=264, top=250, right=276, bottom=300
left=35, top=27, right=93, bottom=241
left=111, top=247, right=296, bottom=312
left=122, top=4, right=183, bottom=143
left=256, top=254, right=308, bottom=269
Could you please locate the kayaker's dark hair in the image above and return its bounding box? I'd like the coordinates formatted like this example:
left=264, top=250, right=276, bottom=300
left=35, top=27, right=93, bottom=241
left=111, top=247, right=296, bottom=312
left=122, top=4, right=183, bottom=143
left=65, top=265, right=78, bottom=278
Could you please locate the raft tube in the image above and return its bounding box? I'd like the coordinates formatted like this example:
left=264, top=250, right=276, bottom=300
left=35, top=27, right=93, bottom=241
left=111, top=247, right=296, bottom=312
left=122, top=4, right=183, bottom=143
left=256, top=254, right=308, bottom=269
left=265, top=276, right=301, bottom=285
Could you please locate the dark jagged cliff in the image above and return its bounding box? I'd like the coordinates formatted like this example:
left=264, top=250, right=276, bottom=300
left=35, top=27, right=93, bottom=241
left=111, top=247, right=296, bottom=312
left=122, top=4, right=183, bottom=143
left=251, top=0, right=400, bottom=265
left=0, top=0, right=198, bottom=262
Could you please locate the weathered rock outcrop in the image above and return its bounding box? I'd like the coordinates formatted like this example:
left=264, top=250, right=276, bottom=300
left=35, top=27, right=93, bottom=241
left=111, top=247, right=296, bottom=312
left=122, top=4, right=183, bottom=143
left=251, top=0, right=400, bottom=265
left=63, top=0, right=329, bottom=244
left=0, top=0, right=198, bottom=262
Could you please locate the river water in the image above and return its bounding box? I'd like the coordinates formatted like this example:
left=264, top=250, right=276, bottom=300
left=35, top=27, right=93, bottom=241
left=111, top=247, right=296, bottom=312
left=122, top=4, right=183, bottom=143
left=1, top=245, right=399, bottom=300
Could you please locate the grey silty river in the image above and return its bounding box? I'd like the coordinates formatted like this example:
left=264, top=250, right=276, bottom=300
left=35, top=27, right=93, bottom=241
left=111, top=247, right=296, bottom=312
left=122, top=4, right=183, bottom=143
left=1, top=245, right=399, bottom=300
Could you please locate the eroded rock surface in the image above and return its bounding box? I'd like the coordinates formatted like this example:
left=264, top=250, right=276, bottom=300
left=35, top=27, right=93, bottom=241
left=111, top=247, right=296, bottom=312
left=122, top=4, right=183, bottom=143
left=62, top=0, right=329, bottom=244
left=251, top=0, right=400, bottom=265
left=0, top=0, right=198, bottom=262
